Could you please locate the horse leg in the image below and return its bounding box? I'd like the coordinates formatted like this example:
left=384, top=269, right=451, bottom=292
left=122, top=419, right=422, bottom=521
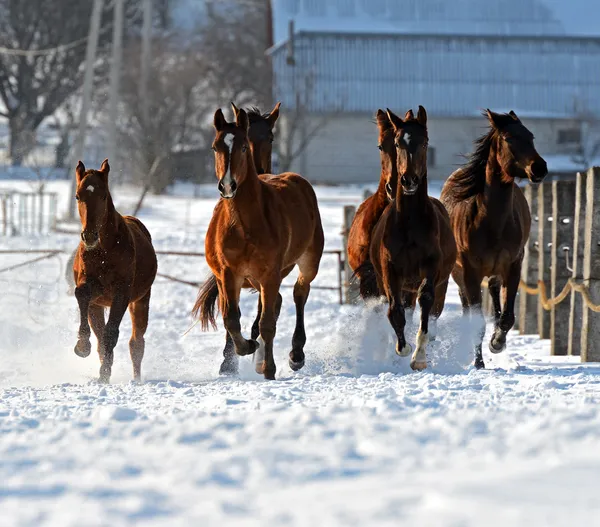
left=88, top=304, right=105, bottom=362
left=250, top=296, right=262, bottom=341
left=430, top=279, right=450, bottom=341
left=128, top=290, right=151, bottom=382
left=220, top=331, right=238, bottom=376
left=490, top=261, right=521, bottom=353
left=220, top=272, right=257, bottom=357
left=488, top=276, right=502, bottom=325
left=384, top=265, right=410, bottom=357
left=288, top=259, right=317, bottom=371
left=402, top=291, right=417, bottom=322
left=99, top=286, right=130, bottom=383
left=74, top=282, right=93, bottom=358
left=411, top=277, right=435, bottom=371
left=256, top=276, right=282, bottom=380
left=255, top=293, right=282, bottom=373
left=462, top=269, right=485, bottom=369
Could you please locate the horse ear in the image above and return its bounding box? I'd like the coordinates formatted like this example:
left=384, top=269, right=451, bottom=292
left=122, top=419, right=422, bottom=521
left=100, top=158, right=110, bottom=175
left=376, top=109, right=391, bottom=130
left=230, top=101, right=239, bottom=118
left=509, top=110, right=520, bottom=122
left=404, top=109, right=415, bottom=121
left=266, top=102, right=281, bottom=129
left=214, top=109, right=226, bottom=131
left=417, top=105, right=427, bottom=126
left=235, top=108, right=249, bottom=132
left=486, top=109, right=502, bottom=129
left=75, top=160, right=85, bottom=183
left=386, top=108, right=404, bottom=131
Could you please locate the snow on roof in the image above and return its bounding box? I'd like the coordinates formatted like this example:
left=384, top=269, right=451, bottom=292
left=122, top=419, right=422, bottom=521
left=272, top=0, right=566, bottom=45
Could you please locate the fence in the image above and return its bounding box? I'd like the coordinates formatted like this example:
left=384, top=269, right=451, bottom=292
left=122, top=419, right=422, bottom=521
left=3, top=248, right=346, bottom=305
left=0, top=191, right=59, bottom=236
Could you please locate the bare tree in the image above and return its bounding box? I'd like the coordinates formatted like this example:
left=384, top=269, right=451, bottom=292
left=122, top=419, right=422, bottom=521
left=275, top=71, right=343, bottom=173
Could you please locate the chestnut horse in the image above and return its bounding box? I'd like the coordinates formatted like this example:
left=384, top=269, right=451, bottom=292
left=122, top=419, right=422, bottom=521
left=194, top=103, right=323, bottom=380
left=366, top=106, right=456, bottom=370
left=72, top=159, right=157, bottom=383
left=193, top=103, right=282, bottom=376
left=348, top=110, right=397, bottom=299
left=440, top=110, right=548, bottom=369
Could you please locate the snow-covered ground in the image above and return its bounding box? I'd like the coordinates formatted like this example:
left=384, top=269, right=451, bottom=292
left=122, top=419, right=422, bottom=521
left=1, top=180, right=599, bottom=526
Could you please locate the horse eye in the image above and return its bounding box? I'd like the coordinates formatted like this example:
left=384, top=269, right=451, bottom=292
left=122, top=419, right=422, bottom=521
left=75, top=195, right=80, bottom=201
left=377, top=144, right=383, bottom=151
left=212, top=145, right=217, bottom=152
left=242, top=145, right=247, bottom=153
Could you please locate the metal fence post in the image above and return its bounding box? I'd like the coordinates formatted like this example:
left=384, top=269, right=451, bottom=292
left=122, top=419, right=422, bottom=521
left=537, top=183, right=552, bottom=339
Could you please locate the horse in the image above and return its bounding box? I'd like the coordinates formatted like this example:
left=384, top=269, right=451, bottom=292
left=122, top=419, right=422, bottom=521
left=347, top=110, right=397, bottom=299
left=72, top=159, right=157, bottom=383
left=440, top=110, right=548, bottom=369
left=365, top=106, right=456, bottom=370
left=193, top=103, right=323, bottom=380
left=192, top=102, right=281, bottom=376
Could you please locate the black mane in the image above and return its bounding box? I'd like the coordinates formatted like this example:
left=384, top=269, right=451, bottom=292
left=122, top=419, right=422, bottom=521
left=247, top=106, right=269, bottom=123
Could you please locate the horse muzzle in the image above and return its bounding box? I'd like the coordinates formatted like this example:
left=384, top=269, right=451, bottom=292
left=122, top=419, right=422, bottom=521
left=218, top=178, right=237, bottom=199
left=527, top=159, right=548, bottom=184
left=81, top=230, right=99, bottom=249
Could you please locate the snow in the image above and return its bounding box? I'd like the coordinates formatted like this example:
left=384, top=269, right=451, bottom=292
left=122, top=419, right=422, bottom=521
left=1, top=180, right=599, bottom=526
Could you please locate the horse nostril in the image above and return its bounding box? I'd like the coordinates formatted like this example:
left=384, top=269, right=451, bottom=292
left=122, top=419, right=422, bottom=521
left=230, top=180, right=237, bottom=193
left=218, top=180, right=224, bottom=193
left=385, top=182, right=393, bottom=196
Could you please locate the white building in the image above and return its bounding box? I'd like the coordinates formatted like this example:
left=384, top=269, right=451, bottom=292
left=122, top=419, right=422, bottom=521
left=269, top=0, right=600, bottom=182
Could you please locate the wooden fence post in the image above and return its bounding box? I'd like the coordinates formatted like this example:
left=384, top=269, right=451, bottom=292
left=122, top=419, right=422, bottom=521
left=581, top=166, right=600, bottom=361
left=551, top=179, right=575, bottom=355
left=568, top=171, right=587, bottom=356
left=342, top=205, right=358, bottom=304
left=537, top=183, right=552, bottom=339
left=519, top=185, right=539, bottom=334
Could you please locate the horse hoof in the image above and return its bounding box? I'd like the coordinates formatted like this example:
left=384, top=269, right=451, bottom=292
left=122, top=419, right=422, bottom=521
left=474, top=358, right=485, bottom=370
left=74, top=340, right=91, bottom=358
left=98, top=374, right=110, bottom=384
left=255, top=361, right=276, bottom=380
left=395, top=342, right=412, bottom=357
left=410, top=359, right=427, bottom=371
left=289, top=358, right=305, bottom=371
left=219, top=362, right=239, bottom=376
left=489, top=338, right=506, bottom=354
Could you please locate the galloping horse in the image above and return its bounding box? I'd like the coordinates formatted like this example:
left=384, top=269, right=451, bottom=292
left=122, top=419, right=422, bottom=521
left=348, top=110, right=397, bottom=299
left=440, top=110, right=548, bottom=369
left=194, top=103, right=323, bottom=380
left=72, top=159, right=157, bottom=383
left=367, top=106, right=456, bottom=370
left=192, top=103, right=282, bottom=376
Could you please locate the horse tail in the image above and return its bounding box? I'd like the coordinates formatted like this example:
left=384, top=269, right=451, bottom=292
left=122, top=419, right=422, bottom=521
left=192, top=273, right=220, bottom=331
left=352, top=260, right=381, bottom=300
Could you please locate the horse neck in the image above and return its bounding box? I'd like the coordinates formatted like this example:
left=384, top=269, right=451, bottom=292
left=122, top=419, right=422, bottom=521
left=395, top=173, right=429, bottom=217
left=226, top=159, right=264, bottom=230
left=98, top=193, right=122, bottom=249
left=481, top=154, right=515, bottom=223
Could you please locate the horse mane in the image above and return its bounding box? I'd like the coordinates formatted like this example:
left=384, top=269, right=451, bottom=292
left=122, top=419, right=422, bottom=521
left=247, top=106, right=269, bottom=123
left=447, top=123, right=496, bottom=201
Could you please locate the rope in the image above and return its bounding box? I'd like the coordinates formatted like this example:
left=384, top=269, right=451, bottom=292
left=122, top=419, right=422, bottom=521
left=484, top=277, right=600, bottom=313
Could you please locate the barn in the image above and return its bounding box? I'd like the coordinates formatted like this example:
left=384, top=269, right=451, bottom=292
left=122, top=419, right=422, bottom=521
left=269, top=0, right=600, bottom=182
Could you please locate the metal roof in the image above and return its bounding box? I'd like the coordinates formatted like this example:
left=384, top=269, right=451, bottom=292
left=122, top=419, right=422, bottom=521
left=271, top=32, right=600, bottom=117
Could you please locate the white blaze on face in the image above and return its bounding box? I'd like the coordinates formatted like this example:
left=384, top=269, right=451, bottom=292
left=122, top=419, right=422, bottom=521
left=86, top=185, right=95, bottom=193
left=220, top=133, right=236, bottom=198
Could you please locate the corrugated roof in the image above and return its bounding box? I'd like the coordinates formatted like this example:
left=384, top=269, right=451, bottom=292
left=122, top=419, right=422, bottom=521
left=271, top=32, right=600, bottom=117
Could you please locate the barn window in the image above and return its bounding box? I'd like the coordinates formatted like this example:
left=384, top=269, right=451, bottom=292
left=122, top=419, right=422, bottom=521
left=428, top=146, right=436, bottom=167
left=557, top=129, right=581, bottom=144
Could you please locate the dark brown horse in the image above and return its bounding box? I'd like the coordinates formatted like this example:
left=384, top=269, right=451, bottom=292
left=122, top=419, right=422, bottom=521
left=366, top=106, right=456, bottom=370
left=194, top=103, right=323, bottom=380
left=193, top=103, right=281, bottom=376
left=440, top=110, right=548, bottom=369
left=72, top=159, right=157, bottom=383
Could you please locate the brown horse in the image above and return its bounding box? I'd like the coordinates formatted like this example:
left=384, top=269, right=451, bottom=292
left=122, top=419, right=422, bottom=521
left=440, top=110, right=548, bottom=369
left=194, top=103, right=323, bottom=380
left=193, top=103, right=281, bottom=376
left=348, top=110, right=397, bottom=299
left=72, top=159, right=157, bottom=383
left=366, top=106, right=456, bottom=370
